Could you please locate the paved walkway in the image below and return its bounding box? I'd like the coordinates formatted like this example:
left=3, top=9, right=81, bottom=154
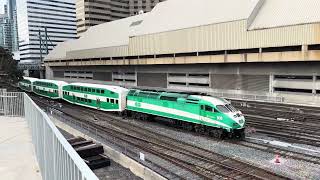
left=0, top=117, right=42, bottom=180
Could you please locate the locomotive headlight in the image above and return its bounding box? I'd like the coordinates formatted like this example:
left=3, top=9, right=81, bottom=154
left=239, top=119, right=244, bottom=124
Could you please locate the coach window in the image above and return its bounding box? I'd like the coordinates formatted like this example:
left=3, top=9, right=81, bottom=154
left=80, top=87, right=83, bottom=91
left=111, top=99, right=114, bottom=104
left=77, top=97, right=80, bottom=101
left=101, top=90, right=105, bottom=94
left=88, top=88, right=91, bottom=92
left=71, top=86, right=73, bottom=90
left=92, top=89, right=95, bottom=93
left=107, top=98, right=110, bottom=103
left=115, top=100, right=118, bottom=104
left=88, top=99, right=92, bottom=103
left=97, top=89, right=101, bottom=94
left=84, top=88, right=87, bottom=92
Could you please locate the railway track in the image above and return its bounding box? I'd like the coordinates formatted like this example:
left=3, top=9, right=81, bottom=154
left=231, top=99, right=320, bottom=123
left=234, top=140, right=320, bottom=166
left=245, top=116, right=320, bottom=147
left=225, top=99, right=320, bottom=147
left=31, top=95, right=289, bottom=180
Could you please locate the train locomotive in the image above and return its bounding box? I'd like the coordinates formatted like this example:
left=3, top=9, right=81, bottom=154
left=19, top=77, right=245, bottom=139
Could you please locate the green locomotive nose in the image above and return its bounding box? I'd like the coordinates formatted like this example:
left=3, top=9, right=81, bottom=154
left=226, top=113, right=245, bottom=129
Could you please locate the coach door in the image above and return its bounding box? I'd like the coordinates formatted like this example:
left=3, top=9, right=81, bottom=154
left=97, top=98, right=101, bottom=109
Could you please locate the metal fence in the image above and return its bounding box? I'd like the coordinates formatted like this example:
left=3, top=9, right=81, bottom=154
left=207, top=89, right=284, bottom=103
left=209, top=92, right=284, bottom=103
left=24, top=94, right=99, bottom=180
left=0, top=89, right=5, bottom=114
left=0, top=89, right=25, bottom=116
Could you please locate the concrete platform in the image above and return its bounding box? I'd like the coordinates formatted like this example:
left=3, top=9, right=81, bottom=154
left=0, top=117, right=42, bottom=180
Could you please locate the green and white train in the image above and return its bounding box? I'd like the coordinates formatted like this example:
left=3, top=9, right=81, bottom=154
left=19, top=77, right=246, bottom=139
left=18, top=77, right=38, bottom=92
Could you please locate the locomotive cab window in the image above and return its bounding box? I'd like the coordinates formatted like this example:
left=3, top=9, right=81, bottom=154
left=101, top=90, right=105, bottom=94
left=204, top=105, right=215, bottom=112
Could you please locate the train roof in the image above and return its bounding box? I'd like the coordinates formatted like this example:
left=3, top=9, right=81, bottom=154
left=130, top=89, right=229, bottom=105
left=191, top=95, right=230, bottom=106
left=68, top=83, right=128, bottom=93
left=23, top=77, right=38, bottom=82
left=34, top=79, right=68, bottom=86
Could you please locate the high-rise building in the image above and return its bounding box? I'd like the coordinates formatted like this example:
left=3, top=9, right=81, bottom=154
left=0, top=11, right=13, bottom=51
left=76, top=0, right=164, bottom=37
left=128, top=0, right=162, bottom=16
left=16, top=0, right=77, bottom=67
left=0, top=0, right=19, bottom=52
left=0, top=14, right=5, bottom=47
left=7, top=0, right=18, bottom=52
left=7, top=0, right=16, bottom=19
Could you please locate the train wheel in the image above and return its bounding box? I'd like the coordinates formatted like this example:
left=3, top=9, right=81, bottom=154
left=182, top=122, right=193, bottom=131
left=235, top=130, right=245, bottom=140
left=141, top=114, right=148, bottom=121
left=211, top=129, right=223, bottom=139
left=194, top=125, right=205, bottom=134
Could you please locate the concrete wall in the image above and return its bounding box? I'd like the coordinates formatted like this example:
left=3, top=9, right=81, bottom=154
left=48, top=62, right=320, bottom=105
left=137, top=73, right=167, bottom=88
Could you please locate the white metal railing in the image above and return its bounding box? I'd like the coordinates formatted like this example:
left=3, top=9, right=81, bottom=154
left=0, top=89, right=5, bottom=114
left=0, top=89, right=25, bottom=116
left=24, top=94, right=99, bottom=180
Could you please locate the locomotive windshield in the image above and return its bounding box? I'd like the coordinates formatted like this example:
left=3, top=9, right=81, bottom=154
left=216, top=104, right=237, bottom=113
left=216, top=105, right=230, bottom=113
left=225, top=104, right=237, bottom=112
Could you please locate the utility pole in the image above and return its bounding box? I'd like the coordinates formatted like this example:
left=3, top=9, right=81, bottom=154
left=44, top=27, right=48, bottom=55
left=39, top=29, right=42, bottom=63
left=38, top=27, right=51, bottom=79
